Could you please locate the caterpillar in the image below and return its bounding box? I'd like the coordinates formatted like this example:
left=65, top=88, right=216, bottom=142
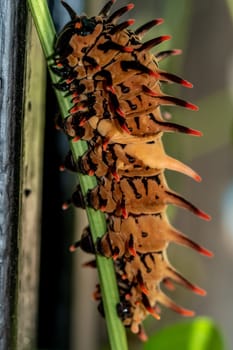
left=53, top=0, right=212, bottom=341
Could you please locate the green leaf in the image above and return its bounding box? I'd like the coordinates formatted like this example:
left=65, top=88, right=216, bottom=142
left=143, top=317, right=225, bottom=350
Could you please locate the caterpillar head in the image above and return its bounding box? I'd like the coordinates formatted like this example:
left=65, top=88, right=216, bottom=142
left=117, top=300, right=132, bottom=322
left=55, top=2, right=103, bottom=63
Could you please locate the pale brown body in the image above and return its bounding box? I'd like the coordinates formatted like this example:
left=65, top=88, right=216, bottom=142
left=54, top=0, right=212, bottom=339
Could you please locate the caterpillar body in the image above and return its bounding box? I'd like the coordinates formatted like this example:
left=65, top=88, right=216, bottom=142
left=53, top=0, right=212, bottom=340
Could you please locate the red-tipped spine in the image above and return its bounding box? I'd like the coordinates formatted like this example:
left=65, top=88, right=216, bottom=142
left=135, top=19, right=164, bottom=38
left=156, top=49, right=183, bottom=62
left=142, top=85, right=199, bottom=111
left=139, top=35, right=171, bottom=52
left=165, top=190, right=211, bottom=221
left=127, top=3, right=135, bottom=10
left=69, top=241, right=80, bottom=252
left=158, top=71, right=193, bottom=88
left=107, top=3, right=135, bottom=24
left=146, top=306, right=161, bottom=320
left=62, top=201, right=71, bottom=210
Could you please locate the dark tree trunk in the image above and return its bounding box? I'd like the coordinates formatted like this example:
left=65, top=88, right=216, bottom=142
left=0, top=1, right=27, bottom=348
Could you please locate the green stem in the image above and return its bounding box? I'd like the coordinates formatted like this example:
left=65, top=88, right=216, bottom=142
left=26, top=1, right=128, bottom=349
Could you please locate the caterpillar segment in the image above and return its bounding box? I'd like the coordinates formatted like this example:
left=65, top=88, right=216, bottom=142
left=86, top=174, right=209, bottom=219
left=73, top=230, right=206, bottom=337
left=96, top=214, right=213, bottom=258
left=54, top=0, right=212, bottom=340
left=77, top=138, right=202, bottom=179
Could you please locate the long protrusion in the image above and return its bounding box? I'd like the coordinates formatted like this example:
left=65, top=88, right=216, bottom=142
left=165, top=191, right=211, bottom=221
left=98, top=0, right=116, bottom=17
left=109, top=19, right=135, bottom=35
left=107, top=3, right=134, bottom=24
left=168, top=228, right=213, bottom=257
left=125, top=142, right=201, bottom=182
left=142, top=294, right=160, bottom=320
left=135, top=19, right=164, bottom=38
left=154, top=119, right=202, bottom=136
left=167, top=267, right=207, bottom=296
left=136, top=270, right=149, bottom=295
left=155, top=49, right=182, bottom=62
left=158, top=71, right=193, bottom=88
left=61, top=1, right=77, bottom=20
left=138, top=35, right=171, bottom=52
left=70, top=227, right=96, bottom=254
left=69, top=240, right=81, bottom=252
left=161, top=155, right=202, bottom=182
left=142, top=85, right=199, bottom=111
left=137, top=326, right=148, bottom=342
left=159, top=95, right=199, bottom=110
left=157, top=292, right=195, bottom=316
